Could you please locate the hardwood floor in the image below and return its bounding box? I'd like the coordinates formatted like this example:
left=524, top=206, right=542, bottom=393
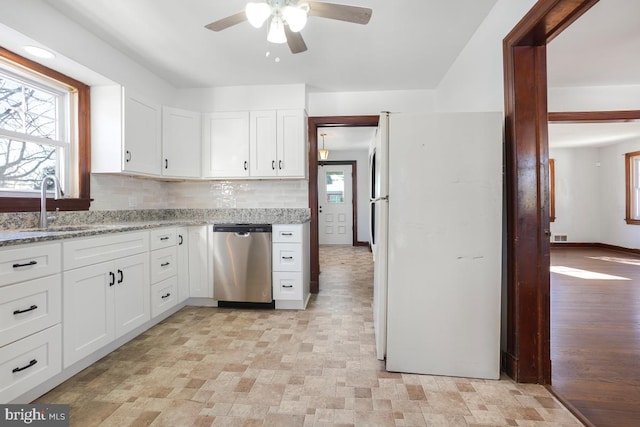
left=551, top=247, right=640, bottom=427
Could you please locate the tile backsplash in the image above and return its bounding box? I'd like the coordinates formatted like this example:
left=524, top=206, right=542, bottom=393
left=90, top=174, right=309, bottom=210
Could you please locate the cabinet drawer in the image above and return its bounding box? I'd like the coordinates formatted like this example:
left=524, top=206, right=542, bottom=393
left=0, top=324, right=62, bottom=403
left=272, top=225, right=302, bottom=243
left=273, top=243, right=302, bottom=272
left=272, top=272, right=302, bottom=301
left=63, top=231, right=149, bottom=270
left=150, top=246, right=177, bottom=284
left=0, top=275, right=61, bottom=348
left=151, top=276, right=178, bottom=318
left=150, top=227, right=177, bottom=250
left=0, top=243, right=61, bottom=287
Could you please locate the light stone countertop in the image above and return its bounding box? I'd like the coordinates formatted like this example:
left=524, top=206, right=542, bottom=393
left=0, top=208, right=310, bottom=247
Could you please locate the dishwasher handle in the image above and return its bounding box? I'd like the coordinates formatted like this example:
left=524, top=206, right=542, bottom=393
left=213, top=224, right=272, bottom=233
left=235, top=232, right=250, bottom=237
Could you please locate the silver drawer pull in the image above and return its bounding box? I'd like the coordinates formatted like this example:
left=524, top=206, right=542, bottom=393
left=13, top=260, right=37, bottom=268
left=161, top=262, right=170, bottom=267
left=161, top=293, right=171, bottom=299
left=13, top=359, right=37, bottom=373
left=281, top=233, right=293, bottom=236
left=13, top=305, right=38, bottom=315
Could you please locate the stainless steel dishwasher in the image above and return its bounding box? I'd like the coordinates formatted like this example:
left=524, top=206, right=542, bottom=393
left=212, top=224, right=272, bottom=306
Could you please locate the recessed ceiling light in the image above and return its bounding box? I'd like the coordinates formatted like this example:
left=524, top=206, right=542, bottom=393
left=23, top=46, right=55, bottom=59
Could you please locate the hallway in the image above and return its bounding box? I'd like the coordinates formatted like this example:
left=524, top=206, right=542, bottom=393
left=34, top=246, right=581, bottom=426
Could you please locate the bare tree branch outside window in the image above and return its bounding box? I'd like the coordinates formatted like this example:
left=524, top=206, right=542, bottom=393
left=0, top=74, right=62, bottom=192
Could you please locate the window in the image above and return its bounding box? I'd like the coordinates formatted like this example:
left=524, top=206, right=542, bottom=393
left=325, top=171, right=345, bottom=203
left=0, top=47, right=90, bottom=212
left=625, top=151, right=640, bottom=224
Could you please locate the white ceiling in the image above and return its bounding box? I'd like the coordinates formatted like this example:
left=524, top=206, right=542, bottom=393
left=43, top=0, right=498, bottom=92
left=9, top=0, right=640, bottom=150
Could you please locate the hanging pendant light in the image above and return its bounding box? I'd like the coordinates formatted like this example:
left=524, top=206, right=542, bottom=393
left=318, top=133, right=329, bottom=160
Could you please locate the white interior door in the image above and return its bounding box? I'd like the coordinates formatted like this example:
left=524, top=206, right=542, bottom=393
left=318, top=164, right=353, bottom=245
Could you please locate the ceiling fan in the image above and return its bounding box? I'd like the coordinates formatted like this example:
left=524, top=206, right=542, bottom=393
left=204, top=0, right=373, bottom=54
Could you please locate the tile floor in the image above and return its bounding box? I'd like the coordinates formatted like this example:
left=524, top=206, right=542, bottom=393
left=36, top=246, right=582, bottom=426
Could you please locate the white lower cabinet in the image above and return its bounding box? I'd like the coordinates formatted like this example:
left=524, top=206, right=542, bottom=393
left=272, top=223, right=310, bottom=309
left=0, top=242, right=62, bottom=403
left=0, top=275, right=61, bottom=348
left=62, top=233, right=150, bottom=368
left=0, top=324, right=62, bottom=403
left=188, top=226, right=212, bottom=298
left=176, top=227, right=189, bottom=303
left=150, top=227, right=179, bottom=318
left=151, top=276, right=178, bottom=318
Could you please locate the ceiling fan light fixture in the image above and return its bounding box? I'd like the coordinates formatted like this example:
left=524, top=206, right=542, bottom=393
left=282, top=5, right=308, bottom=32
left=267, top=16, right=287, bottom=44
left=245, top=1, right=271, bottom=28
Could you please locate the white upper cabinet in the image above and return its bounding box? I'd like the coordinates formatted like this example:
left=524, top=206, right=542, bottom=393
left=249, top=110, right=278, bottom=177
left=91, top=86, right=161, bottom=176
left=250, top=109, right=307, bottom=178
left=202, top=112, right=250, bottom=178
left=124, top=93, right=162, bottom=175
left=162, top=107, right=201, bottom=178
left=204, top=109, right=307, bottom=179
left=277, top=109, right=307, bottom=178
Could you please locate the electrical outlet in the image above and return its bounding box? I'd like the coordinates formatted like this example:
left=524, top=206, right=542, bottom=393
left=128, top=196, right=137, bottom=208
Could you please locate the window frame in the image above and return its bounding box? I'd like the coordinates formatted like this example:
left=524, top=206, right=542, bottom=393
left=0, top=47, right=90, bottom=212
left=625, top=150, right=640, bottom=225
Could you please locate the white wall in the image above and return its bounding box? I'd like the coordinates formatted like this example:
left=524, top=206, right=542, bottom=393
left=435, top=0, right=537, bottom=112
left=0, top=0, right=175, bottom=103
left=549, top=138, right=640, bottom=249
left=175, top=85, right=307, bottom=112
left=549, top=85, right=640, bottom=111
left=322, top=149, right=370, bottom=243
left=549, top=147, right=602, bottom=242
left=599, top=139, right=640, bottom=249
left=308, top=90, right=436, bottom=116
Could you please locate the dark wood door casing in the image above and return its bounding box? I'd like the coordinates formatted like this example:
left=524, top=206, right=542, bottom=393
left=503, top=0, right=599, bottom=384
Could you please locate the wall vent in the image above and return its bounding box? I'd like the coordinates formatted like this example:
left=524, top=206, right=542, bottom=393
left=552, top=234, right=568, bottom=242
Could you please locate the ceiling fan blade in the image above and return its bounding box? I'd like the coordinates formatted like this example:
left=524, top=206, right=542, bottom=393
left=285, top=26, right=308, bottom=54
left=204, top=11, right=247, bottom=32
left=307, top=1, right=372, bottom=25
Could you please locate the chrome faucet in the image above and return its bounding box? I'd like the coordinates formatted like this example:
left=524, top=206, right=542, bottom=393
left=40, top=175, right=62, bottom=228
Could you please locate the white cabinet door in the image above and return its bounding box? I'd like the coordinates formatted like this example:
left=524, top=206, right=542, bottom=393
left=202, top=112, right=250, bottom=178
left=63, top=253, right=149, bottom=367
left=63, top=262, right=115, bottom=368
left=176, top=227, right=189, bottom=303
left=114, top=253, right=149, bottom=338
left=249, top=110, right=277, bottom=177
left=162, top=107, right=201, bottom=178
left=277, top=109, right=307, bottom=178
left=123, top=91, right=162, bottom=175
left=188, top=226, right=212, bottom=298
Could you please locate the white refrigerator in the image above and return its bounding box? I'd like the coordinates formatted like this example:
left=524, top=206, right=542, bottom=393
left=370, top=111, right=503, bottom=380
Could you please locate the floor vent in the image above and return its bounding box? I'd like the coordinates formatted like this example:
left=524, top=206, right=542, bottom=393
left=553, top=234, right=568, bottom=242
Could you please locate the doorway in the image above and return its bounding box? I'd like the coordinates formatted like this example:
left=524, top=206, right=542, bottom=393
left=307, top=116, right=379, bottom=293
left=318, top=162, right=356, bottom=246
